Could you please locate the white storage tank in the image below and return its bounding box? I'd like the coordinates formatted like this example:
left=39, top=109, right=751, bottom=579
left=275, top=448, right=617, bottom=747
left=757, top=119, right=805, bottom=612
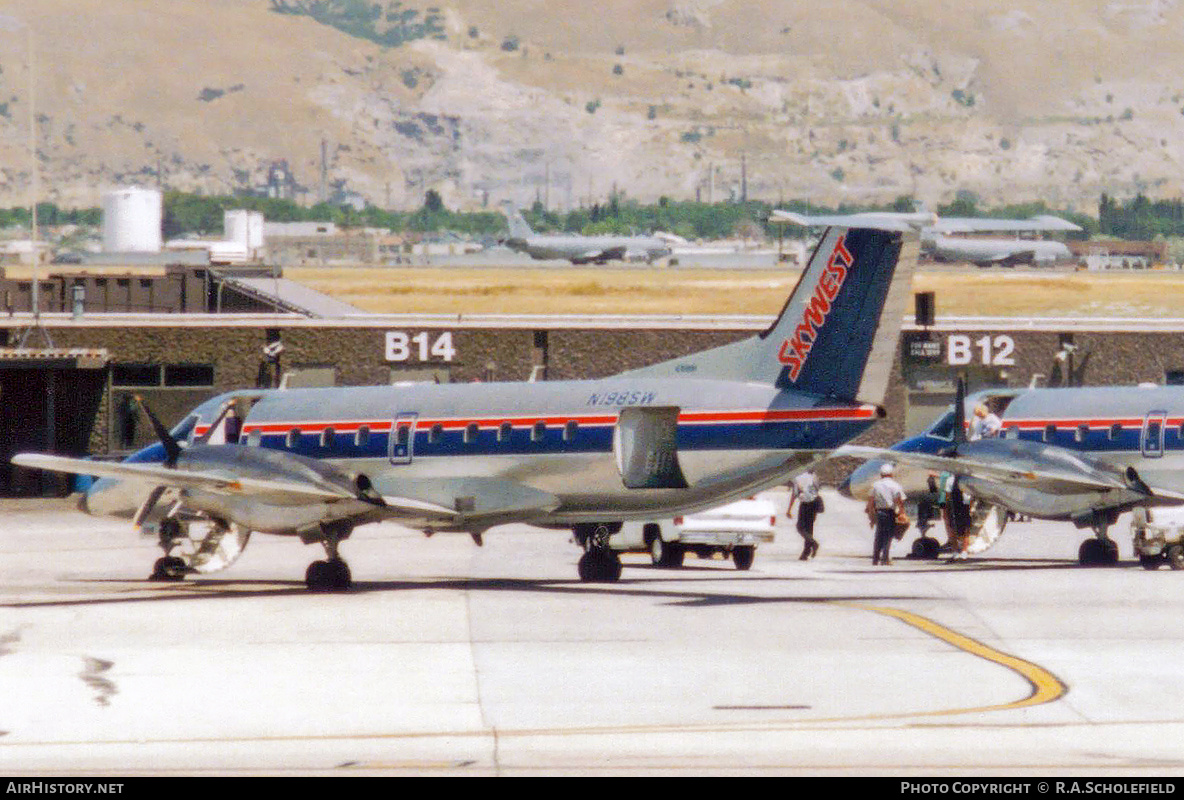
left=224, top=209, right=264, bottom=255
left=102, top=187, right=162, bottom=253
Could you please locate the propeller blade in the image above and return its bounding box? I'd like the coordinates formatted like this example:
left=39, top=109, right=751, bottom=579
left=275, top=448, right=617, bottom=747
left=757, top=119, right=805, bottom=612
left=134, top=395, right=182, bottom=467
left=952, top=376, right=968, bottom=448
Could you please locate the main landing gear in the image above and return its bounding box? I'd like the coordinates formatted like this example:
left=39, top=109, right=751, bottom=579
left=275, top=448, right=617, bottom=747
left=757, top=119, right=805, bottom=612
left=147, top=515, right=252, bottom=582
left=1078, top=514, right=1120, bottom=567
left=576, top=524, right=622, bottom=583
left=305, top=522, right=353, bottom=592
left=149, top=518, right=189, bottom=581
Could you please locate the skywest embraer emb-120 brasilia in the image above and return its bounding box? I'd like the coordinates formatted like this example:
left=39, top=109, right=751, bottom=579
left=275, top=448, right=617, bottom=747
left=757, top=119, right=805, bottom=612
left=841, top=380, right=1184, bottom=566
left=15, top=224, right=918, bottom=591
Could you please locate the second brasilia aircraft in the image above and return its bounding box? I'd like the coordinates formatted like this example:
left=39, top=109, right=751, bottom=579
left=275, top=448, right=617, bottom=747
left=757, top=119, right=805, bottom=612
left=841, top=379, right=1184, bottom=567
left=15, top=222, right=918, bottom=590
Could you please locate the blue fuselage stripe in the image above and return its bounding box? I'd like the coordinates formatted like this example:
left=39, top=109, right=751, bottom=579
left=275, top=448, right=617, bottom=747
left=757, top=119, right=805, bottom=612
left=253, top=418, right=877, bottom=460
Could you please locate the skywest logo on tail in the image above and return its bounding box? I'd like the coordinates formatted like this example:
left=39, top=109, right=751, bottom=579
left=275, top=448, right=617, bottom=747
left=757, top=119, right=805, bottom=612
left=777, top=234, right=853, bottom=381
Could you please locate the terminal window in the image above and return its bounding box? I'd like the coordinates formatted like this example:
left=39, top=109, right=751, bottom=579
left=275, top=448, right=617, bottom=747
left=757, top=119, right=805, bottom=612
left=112, top=363, right=162, bottom=387
left=113, top=363, right=213, bottom=388
left=164, top=364, right=214, bottom=387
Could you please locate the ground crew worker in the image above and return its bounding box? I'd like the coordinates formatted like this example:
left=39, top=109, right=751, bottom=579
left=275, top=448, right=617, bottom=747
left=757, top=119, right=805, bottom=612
left=788, top=468, right=822, bottom=560
left=870, top=463, right=906, bottom=566
left=970, top=403, right=1002, bottom=440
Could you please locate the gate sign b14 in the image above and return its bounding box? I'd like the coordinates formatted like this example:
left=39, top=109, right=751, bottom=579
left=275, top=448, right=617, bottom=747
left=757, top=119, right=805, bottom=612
left=385, top=331, right=457, bottom=362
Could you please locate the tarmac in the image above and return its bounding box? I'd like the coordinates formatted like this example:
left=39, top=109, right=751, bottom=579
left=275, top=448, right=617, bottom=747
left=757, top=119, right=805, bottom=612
left=1, top=490, right=1183, bottom=776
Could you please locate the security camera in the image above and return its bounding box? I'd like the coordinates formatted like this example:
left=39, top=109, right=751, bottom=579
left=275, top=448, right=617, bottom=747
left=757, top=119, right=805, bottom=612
left=263, top=341, right=284, bottom=358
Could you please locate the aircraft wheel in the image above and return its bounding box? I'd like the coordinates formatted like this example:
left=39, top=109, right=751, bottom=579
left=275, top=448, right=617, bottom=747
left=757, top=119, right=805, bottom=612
left=578, top=549, right=622, bottom=582
left=1102, top=540, right=1119, bottom=565
left=306, top=558, right=352, bottom=592
left=150, top=556, right=187, bottom=582
left=1079, top=539, right=1112, bottom=565
left=605, top=551, right=622, bottom=581
left=1167, top=545, right=1184, bottom=571
left=1140, top=554, right=1164, bottom=571
left=732, top=546, right=755, bottom=571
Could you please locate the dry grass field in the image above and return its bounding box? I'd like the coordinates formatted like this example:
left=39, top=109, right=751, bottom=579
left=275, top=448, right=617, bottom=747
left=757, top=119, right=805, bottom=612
left=285, top=266, right=1184, bottom=318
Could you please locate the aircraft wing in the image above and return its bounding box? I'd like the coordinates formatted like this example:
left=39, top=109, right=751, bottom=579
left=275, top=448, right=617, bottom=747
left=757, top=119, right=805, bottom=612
left=934, top=216, right=1082, bottom=233
left=12, top=453, right=355, bottom=503
left=833, top=446, right=1132, bottom=493
left=769, top=210, right=936, bottom=232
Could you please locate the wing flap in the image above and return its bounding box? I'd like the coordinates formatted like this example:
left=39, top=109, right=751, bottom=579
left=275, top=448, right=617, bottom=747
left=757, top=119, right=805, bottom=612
left=369, top=474, right=560, bottom=523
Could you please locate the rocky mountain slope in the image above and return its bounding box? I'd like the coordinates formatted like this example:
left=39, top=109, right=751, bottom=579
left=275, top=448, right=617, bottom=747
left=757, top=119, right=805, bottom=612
left=2, top=0, right=1183, bottom=214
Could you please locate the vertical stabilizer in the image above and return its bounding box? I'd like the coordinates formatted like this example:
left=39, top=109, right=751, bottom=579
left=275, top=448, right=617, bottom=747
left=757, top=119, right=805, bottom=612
left=504, top=207, right=535, bottom=239
left=619, top=226, right=919, bottom=404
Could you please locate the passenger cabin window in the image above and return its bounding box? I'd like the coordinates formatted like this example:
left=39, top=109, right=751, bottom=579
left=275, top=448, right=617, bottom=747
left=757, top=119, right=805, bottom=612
left=1004, top=425, right=1018, bottom=440
left=1109, top=423, right=1122, bottom=441
left=1075, top=424, right=1088, bottom=443
left=1043, top=424, right=1057, bottom=443
left=355, top=425, right=370, bottom=446
left=564, top=420, right=578, bottom=441
left=247, top=429, right=261, bottom=447
left=531, top=421, right=547, bottom=442
left=320, top=427, right=335, bottom=448
left=498, top=422, right=513, bottom=442
left=286, top=429, right=301, bottom=448
left=464, top=423, right=479, bottom=443
left=429, top=423, right=443, bottom=443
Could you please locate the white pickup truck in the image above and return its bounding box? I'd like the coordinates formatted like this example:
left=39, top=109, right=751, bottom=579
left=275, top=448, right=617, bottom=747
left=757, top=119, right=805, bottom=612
left=607, top=495, right=778, bottom=570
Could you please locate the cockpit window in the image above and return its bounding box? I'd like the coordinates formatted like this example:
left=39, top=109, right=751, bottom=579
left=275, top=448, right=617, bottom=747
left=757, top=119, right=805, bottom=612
left=926, top=410, right=956, bottom=440
left=172, top=415, right=200, bottom=445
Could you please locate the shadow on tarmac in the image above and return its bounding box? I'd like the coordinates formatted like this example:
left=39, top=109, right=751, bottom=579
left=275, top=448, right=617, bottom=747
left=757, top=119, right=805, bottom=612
left=2, top=572, right=937, bottom=610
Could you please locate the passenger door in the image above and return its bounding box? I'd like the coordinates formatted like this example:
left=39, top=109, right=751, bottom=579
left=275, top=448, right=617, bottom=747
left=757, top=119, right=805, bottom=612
left=1141, top=410, right=1167, bottom=459
left=389, top=412, right=418, bottom=465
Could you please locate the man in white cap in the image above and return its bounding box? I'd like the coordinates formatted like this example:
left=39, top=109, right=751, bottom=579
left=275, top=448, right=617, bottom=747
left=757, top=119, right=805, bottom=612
left=871, top=462, right=906, bottom=566
left=969, top=403, right=1002, bottom=441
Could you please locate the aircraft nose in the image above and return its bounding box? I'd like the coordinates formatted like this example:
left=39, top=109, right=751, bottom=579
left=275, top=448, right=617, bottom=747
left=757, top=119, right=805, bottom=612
left=842, top=460, right=881, bottom=502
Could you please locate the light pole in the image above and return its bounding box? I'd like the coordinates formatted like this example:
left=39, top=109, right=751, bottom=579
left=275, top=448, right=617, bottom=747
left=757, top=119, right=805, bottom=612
left=0, top=17, right=52, bottom=347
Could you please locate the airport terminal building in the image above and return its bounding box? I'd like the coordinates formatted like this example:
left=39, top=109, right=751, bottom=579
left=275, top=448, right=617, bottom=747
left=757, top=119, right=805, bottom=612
left=4, top=307, right=1184, bottom=496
